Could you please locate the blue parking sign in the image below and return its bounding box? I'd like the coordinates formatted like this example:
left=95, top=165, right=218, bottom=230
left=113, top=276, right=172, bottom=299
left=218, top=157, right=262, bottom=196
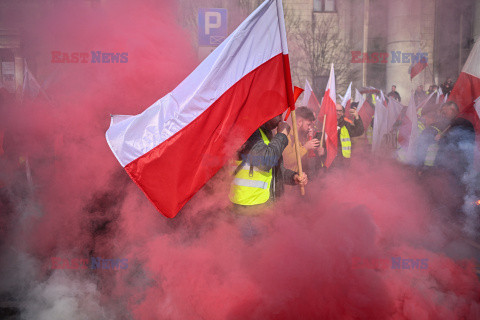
left=198, top=8, right=227, bottom=46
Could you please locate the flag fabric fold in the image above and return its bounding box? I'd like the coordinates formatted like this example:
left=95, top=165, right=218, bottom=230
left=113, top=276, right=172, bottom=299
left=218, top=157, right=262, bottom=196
left=354, top=89, right=364, bottom=110
left=416, top=91, right=435, bottom=114
left=449, top=37, right=480, bottom=134
left=448, top=37, right=480, bottom=165
left=397, top=93, right=419, bottom=163
left=106, top=0, right=293, bottom=218
left=318, top=64, right=338, bottom=167
left=302, top=79, right=321, bottom=115
left=436, top=87, right=444, bottom=105
left=475, top=96, right=480, bottom=119
left=386, top=95, right=404, bottom=132
left=341, top=82, right=352, bottom=116
left=372, top=93, right=388, bottom=154
left=355, top=88, right=374, bottom=131
left=372, top=91, right=403, bottom=154
left=284, top=86, right=304, bottom=121
left=358, top=101, right=374, bottom=134
left=410, top=58, right=427, bottom=80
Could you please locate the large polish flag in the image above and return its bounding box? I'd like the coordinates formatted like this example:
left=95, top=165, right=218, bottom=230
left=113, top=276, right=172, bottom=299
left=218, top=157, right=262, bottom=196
left=449, top=37, right=480, bottom=158
left=106, top=0, right=293, bottom=218
left=318, top=64, right=338, bottom=167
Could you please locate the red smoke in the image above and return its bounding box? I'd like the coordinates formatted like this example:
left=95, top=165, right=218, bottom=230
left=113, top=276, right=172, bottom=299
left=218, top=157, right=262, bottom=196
left=0, top=1, right=479, bottom=319
left=108, top=161, right=479, bottom=319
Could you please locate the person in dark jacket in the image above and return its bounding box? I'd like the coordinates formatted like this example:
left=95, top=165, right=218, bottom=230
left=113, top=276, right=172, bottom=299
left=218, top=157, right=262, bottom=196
left=283, top=107, right=321, bottom=179
left=441, top=77, right=455, bottom=96
left=414, top=85, right=427, bottom=105
left=435, top=101, right=475, bottom=177
left=316, top=103, right=365, bottom=169
left=317, top=103, right=365, bottom=169
left=230, top=115, right=307, bottom=213
left=387, top=85, right=401, bottom=102
left=415, top=103, right=441, bottom=168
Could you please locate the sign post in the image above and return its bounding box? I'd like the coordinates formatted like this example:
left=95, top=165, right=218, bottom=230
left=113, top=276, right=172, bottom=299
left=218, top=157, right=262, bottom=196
left=198, top=8, right=227, bottom=60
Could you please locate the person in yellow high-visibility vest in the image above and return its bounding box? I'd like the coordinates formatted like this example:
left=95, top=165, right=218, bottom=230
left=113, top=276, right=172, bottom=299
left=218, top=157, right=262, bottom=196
left=317, top=103, right=364, bottom=169
left=230, top=115, right=308, bottom=213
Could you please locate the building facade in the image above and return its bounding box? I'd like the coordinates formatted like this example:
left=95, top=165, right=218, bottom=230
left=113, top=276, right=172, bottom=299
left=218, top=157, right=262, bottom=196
left=1, top=0, right=479, bottom=102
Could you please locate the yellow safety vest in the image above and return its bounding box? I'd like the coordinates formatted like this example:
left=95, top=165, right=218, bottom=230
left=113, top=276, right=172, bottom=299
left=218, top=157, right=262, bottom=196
left=366, top=126, right=373, bottom=145
left=340, top=126, right=351, bottom=158
left=229, top=129, right=273, bottom=206
left=424, top=126, right=441, bottom=166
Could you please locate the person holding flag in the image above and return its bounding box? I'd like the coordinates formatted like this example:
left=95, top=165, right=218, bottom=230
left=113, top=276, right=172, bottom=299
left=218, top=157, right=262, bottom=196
left=105, top=0, right=304, bottom=218
left=330, top=103, right=364, bottom=167
left=283, top=106, right=321, bottom=179
left=447, top=37, right=480, bottom=169
left=230, top=115, right=308, bottom=213
left=315, top=65, right=365, bottom=169
left=316, top=104, right=365, bottom=169
left=434, top=101, right=475, bottom=176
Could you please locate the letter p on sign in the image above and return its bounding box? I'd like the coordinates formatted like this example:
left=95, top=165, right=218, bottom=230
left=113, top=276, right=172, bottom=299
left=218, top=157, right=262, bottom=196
left=205, top=12, right=221, bottom=35
left=198, top=8, right=227, bottom=46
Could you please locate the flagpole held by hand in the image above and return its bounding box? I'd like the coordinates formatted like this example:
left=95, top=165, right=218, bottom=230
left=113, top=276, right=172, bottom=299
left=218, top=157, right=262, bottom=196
left=290, top=109, right=305, bottom=196
left=285, top=86, right=306, bottom=196
left=320, top=114, right=326, bottom=148
left=434, top=125, right=451, bottom=141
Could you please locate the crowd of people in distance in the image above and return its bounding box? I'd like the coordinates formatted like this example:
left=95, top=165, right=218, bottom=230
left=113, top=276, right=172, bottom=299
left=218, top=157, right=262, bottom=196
left=229, top=76, right=477, bottom=216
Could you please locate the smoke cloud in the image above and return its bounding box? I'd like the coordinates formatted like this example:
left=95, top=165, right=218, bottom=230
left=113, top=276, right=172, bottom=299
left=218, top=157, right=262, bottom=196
left=0, top=0, right=479, bottom=319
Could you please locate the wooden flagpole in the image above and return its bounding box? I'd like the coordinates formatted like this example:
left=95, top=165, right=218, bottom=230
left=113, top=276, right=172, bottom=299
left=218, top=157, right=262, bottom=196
left=320, top=114, right=326, bottom=148
left=290, top=109, right=305, bottom=195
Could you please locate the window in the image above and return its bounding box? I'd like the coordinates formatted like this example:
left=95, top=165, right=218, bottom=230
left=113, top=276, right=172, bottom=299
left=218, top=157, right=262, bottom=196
left=313, top=0, right=336, bottom=12
left=0, top=49, right=15, bottom=93
left=324, top=0, right=335, bottom=12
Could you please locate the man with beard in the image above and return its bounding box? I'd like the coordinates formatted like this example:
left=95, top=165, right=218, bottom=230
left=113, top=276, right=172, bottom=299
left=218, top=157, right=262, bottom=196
left=283, top=107, right=322, bottom=179
left=230, top=115, right=308, bottom=213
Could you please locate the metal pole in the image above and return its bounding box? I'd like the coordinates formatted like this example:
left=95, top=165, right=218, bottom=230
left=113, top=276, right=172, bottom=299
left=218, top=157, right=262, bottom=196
left=362, top=0, right=369, bottom=87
